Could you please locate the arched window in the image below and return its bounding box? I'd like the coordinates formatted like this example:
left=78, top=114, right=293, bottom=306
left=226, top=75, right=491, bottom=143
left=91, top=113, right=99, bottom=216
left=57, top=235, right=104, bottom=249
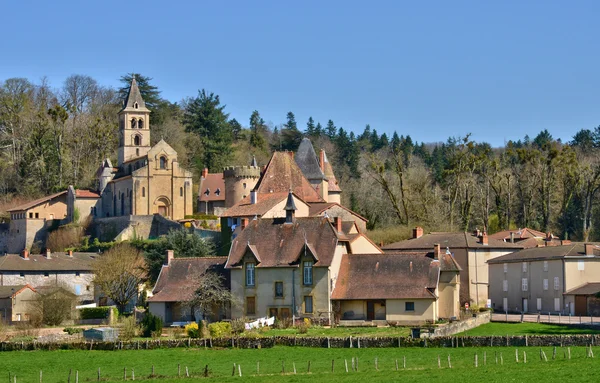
left=180, top=187, right=183, bottom=197
left=138, top=119, right=143, bottom=129
left=134, top=135, right=141, bottom=146
left=159, top=156, right=167, bottom=169
left=142, top=187, right=145, bottom=197
left=134, top=102, right=139, bottom=109
left=131, top=118, right=136, bottom=129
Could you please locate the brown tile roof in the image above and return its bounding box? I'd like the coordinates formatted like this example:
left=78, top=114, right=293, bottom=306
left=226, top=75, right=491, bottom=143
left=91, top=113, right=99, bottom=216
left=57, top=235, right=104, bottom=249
left=221, top=192, right=290, bottom=218
left=198, top=173, right=225, bottom=202
left=226, top=217, right=340, bottom=268
left=331, top=253, right=439, bottom=300
left=148, top=257, right=228, bottom=303
left=489, top=228, right=550, bottom=241
left=0, top=285, right=33, bottom=299
left=75, top=190, right=101, bottom=198
left=308, top=202, right=368, bottom=223
left=7, top=191, right=67, bottom=212
left=384, top=251, right=462, bottom=272
left=488, top=243, right=600, bottom=263
left=564, top=282, right=600, bottom=296
left=383, top=232, right=524, bottom=251
left=0, top=253, right=96, bottom=272
left=254, top=152, right=324, bottom=203
left=321, top=151, right=341, bottom=192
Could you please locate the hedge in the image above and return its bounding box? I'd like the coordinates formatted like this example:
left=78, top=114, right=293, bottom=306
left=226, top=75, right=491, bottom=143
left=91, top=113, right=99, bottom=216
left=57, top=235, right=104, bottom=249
left=79, top=307, right=117, bottom=320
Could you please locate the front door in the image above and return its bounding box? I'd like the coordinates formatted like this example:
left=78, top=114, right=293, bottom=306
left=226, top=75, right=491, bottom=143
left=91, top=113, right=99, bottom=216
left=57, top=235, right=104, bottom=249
left=158, top=206, right=167, bottom=216
left=575, top=295, right=587, bottom=316
left=269, top=308, right=278, bottom=318
left=522, top=298, right=528, bottom=313
left=367, top=301, right=375, bottom=321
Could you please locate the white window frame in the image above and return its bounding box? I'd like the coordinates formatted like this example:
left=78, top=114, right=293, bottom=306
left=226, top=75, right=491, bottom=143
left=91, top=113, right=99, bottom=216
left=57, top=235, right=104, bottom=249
left=503, top=280, right=508, bottom=292
left=304, top=295, right=313, bottom=314
left=543, top=279, right=548, bottom=291
left=554, top=298, right=561, bottom=312
left=245, top=263, right=255, bottom=286
left=522, top=262, right=528, bottom=273
left=578, top=260, right=585, bottom=271
left=537, top=298, right=542, bottom=311
left=303, top=261, right=313, bottom=285
left=554, top=277, right=559, bottom=290
left=503, top=263, right=508, bottom=273
left=543, top=261, right=548, bottom=272
left=522, top=278, right=528, bottom=292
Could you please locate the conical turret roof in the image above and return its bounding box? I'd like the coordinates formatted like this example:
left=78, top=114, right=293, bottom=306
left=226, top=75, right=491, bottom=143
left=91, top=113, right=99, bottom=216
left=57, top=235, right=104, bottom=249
left=121, top=77, right=150, bottom=112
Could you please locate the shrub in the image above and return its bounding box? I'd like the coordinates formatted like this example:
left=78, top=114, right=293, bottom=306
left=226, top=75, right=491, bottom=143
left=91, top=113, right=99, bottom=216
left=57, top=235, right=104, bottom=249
left=230, top=318, right=246, bottom=335
left=47, top=226, right=84, bottom=252
left=185, top=322, right=200, bottom=338
left=63, top=327, right=83, bottom=335
left=274, top=317, right=292, bottom=329
left=79, top=307, right=112, bottom=320
left=296, top=322, right=309, bottom=334
left=208, top=321, right=231, bottom=338
left=119, top=316, right=138, bottom=341
left=141, top=313, right=163, bottom=338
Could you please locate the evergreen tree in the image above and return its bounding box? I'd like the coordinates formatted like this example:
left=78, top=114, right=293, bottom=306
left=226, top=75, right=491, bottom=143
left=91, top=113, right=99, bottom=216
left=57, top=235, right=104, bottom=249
left=229, top=118, right=242, bottom=141
left=118, top=73, right=161, bottom=110
left=182, top=89, right=233, bottom=172
left=315, top=122, right=324, bottom=137
left=326, top=119, right=337, bottom=139
left=279, top=111, right=302, bottom=150
left=249, top=110, right=267, bottom=151
left=305, top=117, right=316, bottom=137
left=380, top=132, right=389, bottom=148
left=285, top=112, right=297, bottom=130
left=391, top=131, right=401, bottom=151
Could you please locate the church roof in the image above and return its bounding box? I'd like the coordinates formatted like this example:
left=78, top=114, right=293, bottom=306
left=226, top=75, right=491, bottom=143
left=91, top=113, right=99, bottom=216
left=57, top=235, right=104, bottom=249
left=295, top=138, right=326, bottom=181
left=121, top=78, right=150, bottom=112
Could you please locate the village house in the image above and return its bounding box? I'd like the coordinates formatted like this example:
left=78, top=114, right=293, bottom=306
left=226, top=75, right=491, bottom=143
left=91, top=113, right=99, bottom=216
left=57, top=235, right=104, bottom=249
left=148, top=251, right=229, bottom=324
left=488, top=242, right=600, bottom=316
left=332, top=246, right=461, bottom=325
left=383, top=227, right=522, bottom=306
left=197, top=168, right=226, bottom=215
left=0, top=284, right=38, bottom=323
left=489, top=227, right=558, bottom=249
left=225, top=194, right=382, bottom=324
left=0, top=249, right=96, bottom=303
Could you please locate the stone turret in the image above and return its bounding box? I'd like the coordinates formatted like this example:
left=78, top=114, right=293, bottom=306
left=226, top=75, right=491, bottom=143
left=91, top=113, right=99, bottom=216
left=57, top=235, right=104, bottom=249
left=223, top=158, right=261, bottom=208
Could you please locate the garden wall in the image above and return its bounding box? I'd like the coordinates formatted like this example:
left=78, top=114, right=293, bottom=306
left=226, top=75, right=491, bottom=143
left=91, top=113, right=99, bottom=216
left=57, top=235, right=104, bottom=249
left=2, top=333, right=599, bottom=352
left=431, top=311, right=491, bottom=337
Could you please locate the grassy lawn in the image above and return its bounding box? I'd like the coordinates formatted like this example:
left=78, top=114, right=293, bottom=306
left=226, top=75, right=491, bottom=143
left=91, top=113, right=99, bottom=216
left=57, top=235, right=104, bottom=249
left=1, top=346, right=599, bottom=382
left=257, top=326, right=411, bottom=337
left=459, top=322, right=600, bottom=336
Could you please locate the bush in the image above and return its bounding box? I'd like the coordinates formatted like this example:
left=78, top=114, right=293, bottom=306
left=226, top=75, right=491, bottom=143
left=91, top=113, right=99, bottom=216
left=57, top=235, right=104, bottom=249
left=208, top=321, right=231, bottom=338
left=141, top=313, right=163, bottom=338
left=296, top=322, right=309, bottom=334
left=119, top=316, right=138, bottom=341
left=79, top=307, right=112, bottom=320
left=274, top=317, right=292, bottom=329
left=230, top=318, right=246, bottom=335
left=185, top=322, right=200, bottom=338
left=63, top=327, right=83, bottom=335
left=47, top=226, right=84, bottom=252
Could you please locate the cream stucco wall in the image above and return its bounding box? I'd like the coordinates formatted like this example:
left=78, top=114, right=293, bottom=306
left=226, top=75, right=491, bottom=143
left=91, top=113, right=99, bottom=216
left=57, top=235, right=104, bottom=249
left=386, top=299, right=436, bottom=324
left=349, top=236, right=382, bottom=254
left=262, top=196, right=310, bottom=219
left=468, top=248, right=515, bottom=305
left=438, top=271, right=460, bottom=318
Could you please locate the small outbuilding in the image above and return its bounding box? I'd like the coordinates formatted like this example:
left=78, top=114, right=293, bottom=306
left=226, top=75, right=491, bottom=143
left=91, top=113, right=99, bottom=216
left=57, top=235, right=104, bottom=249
left=83, top=327, right=119, bottom=342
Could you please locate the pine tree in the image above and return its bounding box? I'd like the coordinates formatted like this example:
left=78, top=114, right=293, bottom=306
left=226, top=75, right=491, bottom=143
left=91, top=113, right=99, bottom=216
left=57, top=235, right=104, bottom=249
left=305, top=117, right=316, bottom=137
left=285, top=112, right=297, bottom=130
left=391, top=131, right=401, bottom=152
left=326, top=120, right=337, bottom=139
left=280, top=111, right=303, bottom=150
left=229, top=118, right=242, bottom=141
left=249, top=110, right=267, bottom=151
left=315, top=122, right=323, bottom=137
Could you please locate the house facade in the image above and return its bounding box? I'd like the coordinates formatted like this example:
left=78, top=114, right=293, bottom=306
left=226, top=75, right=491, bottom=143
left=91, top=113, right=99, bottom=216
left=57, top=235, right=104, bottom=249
left=488, top=242, right=600, bottom=315
left=0, top=285, right=38, bottom=323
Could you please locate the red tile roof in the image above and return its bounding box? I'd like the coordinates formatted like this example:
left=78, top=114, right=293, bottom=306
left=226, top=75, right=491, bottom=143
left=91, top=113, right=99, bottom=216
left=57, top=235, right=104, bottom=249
left=226, top=217, right=341, bottom=268
left=221, top=192, right=290, bottom=218
left=198, top=173, right=225, bottom=202
left=383, top=232, right=524, bottom=251
left=148, top=257, right=229, bottom=303
left=331, top=253, right=440, bottom=300
left=7, top=191, right=67, bottom=212
left=321, top=151, right=341, bottom=193
left=489, top=228, right=549, bottom=241
left=254, top=152, right=324, bottom=203
left=75, top=190, right=101, bottom=198
left=0, top=252, right=96, bottom=271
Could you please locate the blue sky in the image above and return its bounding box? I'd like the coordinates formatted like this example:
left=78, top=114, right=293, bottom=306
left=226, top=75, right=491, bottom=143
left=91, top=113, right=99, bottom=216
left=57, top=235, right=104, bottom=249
left=1, top=1, right=598, bottom=146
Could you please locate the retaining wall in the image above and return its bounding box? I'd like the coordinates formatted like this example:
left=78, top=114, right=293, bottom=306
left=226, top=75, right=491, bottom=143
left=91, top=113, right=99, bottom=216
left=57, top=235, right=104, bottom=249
left=432, top=312, right=491, bottom=337
left=2, top=334, right=599, bottom=352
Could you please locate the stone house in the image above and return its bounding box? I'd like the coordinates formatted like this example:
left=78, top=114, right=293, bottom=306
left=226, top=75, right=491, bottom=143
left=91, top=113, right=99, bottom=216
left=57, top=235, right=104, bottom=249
left=332, top=247, right=461, bottom=325
left=383, top=227, right=523, bottom=306
left=197, top=168, right=226, bottom=215
left=0, top=249, right=96, bottom=303
left=488, top=242, right=600, bottom=315
left=0, top=284, right=39, bottom=323
left=7, top=191, right=68, bottom=253
left=225, top=197, right=381, bottom=324
left=148, top=252, right=229, bottom=324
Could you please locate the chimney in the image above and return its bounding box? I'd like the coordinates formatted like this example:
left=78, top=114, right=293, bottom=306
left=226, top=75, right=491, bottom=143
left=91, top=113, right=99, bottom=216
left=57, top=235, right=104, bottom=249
left=561, top=240, right=571, bottom=246
left=585, top=243, right=595, bottom=256
left=202, top=168, right=208, bottom=179
left=474, top=228, right=481, bottom=237
left=413, top=226, right=423, bottom=239
left=250, top=190, right=258, bottom=205
left=21, top=249, right=29, bottom=260
left=241, top=218, right=249, bottom=230
left=546, top=232, right=552, bottom=241
left=334, top=217, right=342, bottom=233
left=287, top=151, right=294, bottom=159
left=165, top=250, right=174, bottom=265
left=510, top=232, right=515, bottom=243
left=319, top=149, right=325, bottom=172
left=433, top=243, right=441, bottom=260
left=67, top=250, right=73, bottom=257
left=45, top=248, right=52, bottom=259
left=481, top=232, right=488, bottom=246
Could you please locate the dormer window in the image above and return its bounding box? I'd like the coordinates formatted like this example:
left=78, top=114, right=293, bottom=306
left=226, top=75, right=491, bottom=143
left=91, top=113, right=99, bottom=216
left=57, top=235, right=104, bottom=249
left=204, top=188, right=210, bottom=196
left=215, top=188, right=221, bottom=196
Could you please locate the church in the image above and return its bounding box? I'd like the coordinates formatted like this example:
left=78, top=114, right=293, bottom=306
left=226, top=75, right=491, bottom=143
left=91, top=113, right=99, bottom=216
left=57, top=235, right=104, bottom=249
left=94, top=78, right=194, bottom=220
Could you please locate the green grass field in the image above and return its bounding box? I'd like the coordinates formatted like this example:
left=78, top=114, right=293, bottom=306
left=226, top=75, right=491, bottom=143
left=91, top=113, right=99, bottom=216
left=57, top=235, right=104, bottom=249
left=258, top=325, right=411, bottom=337
left=459, top=322, right=600, bottom=336
left=2, top=346, right=599, bottom=382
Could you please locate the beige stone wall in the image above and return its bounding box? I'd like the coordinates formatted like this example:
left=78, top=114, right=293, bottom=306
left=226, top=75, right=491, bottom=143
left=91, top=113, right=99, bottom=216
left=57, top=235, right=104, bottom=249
left=327, top=192, right=341, bottom=205
left=118, top=110, right=151, bottom=165
left=8, top=218, right=49, bottom=253
left=564, top=258, right=600, bottom=291
left=438, top=271, right=460, bottom=319
left=262, top=196, right=310, bottom=218
left=349, top=235, right=382, bottom=254
left=386, top=299, right=436, bottom=324
left=230, top=258, right=330, bottom=321
left=1, top=271, right=95, bottom=302
left=0, top=288, right=39, bottom=322
left=223, top=167, right=260, bottom=208
left=74, top=198, right=101, bottom=223
left=468, top=248, right=515, bottom=305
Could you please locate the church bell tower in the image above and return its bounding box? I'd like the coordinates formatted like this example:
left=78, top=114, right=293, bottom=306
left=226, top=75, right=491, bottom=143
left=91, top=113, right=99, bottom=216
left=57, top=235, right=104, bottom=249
left=118, top=77, right=151, bottom=166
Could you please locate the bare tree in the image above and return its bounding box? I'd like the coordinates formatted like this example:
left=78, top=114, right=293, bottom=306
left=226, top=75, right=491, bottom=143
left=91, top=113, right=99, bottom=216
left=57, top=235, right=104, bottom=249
left=93, top=243, right=147, bottom=314
left=187, top=271, right=237, bottom=322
